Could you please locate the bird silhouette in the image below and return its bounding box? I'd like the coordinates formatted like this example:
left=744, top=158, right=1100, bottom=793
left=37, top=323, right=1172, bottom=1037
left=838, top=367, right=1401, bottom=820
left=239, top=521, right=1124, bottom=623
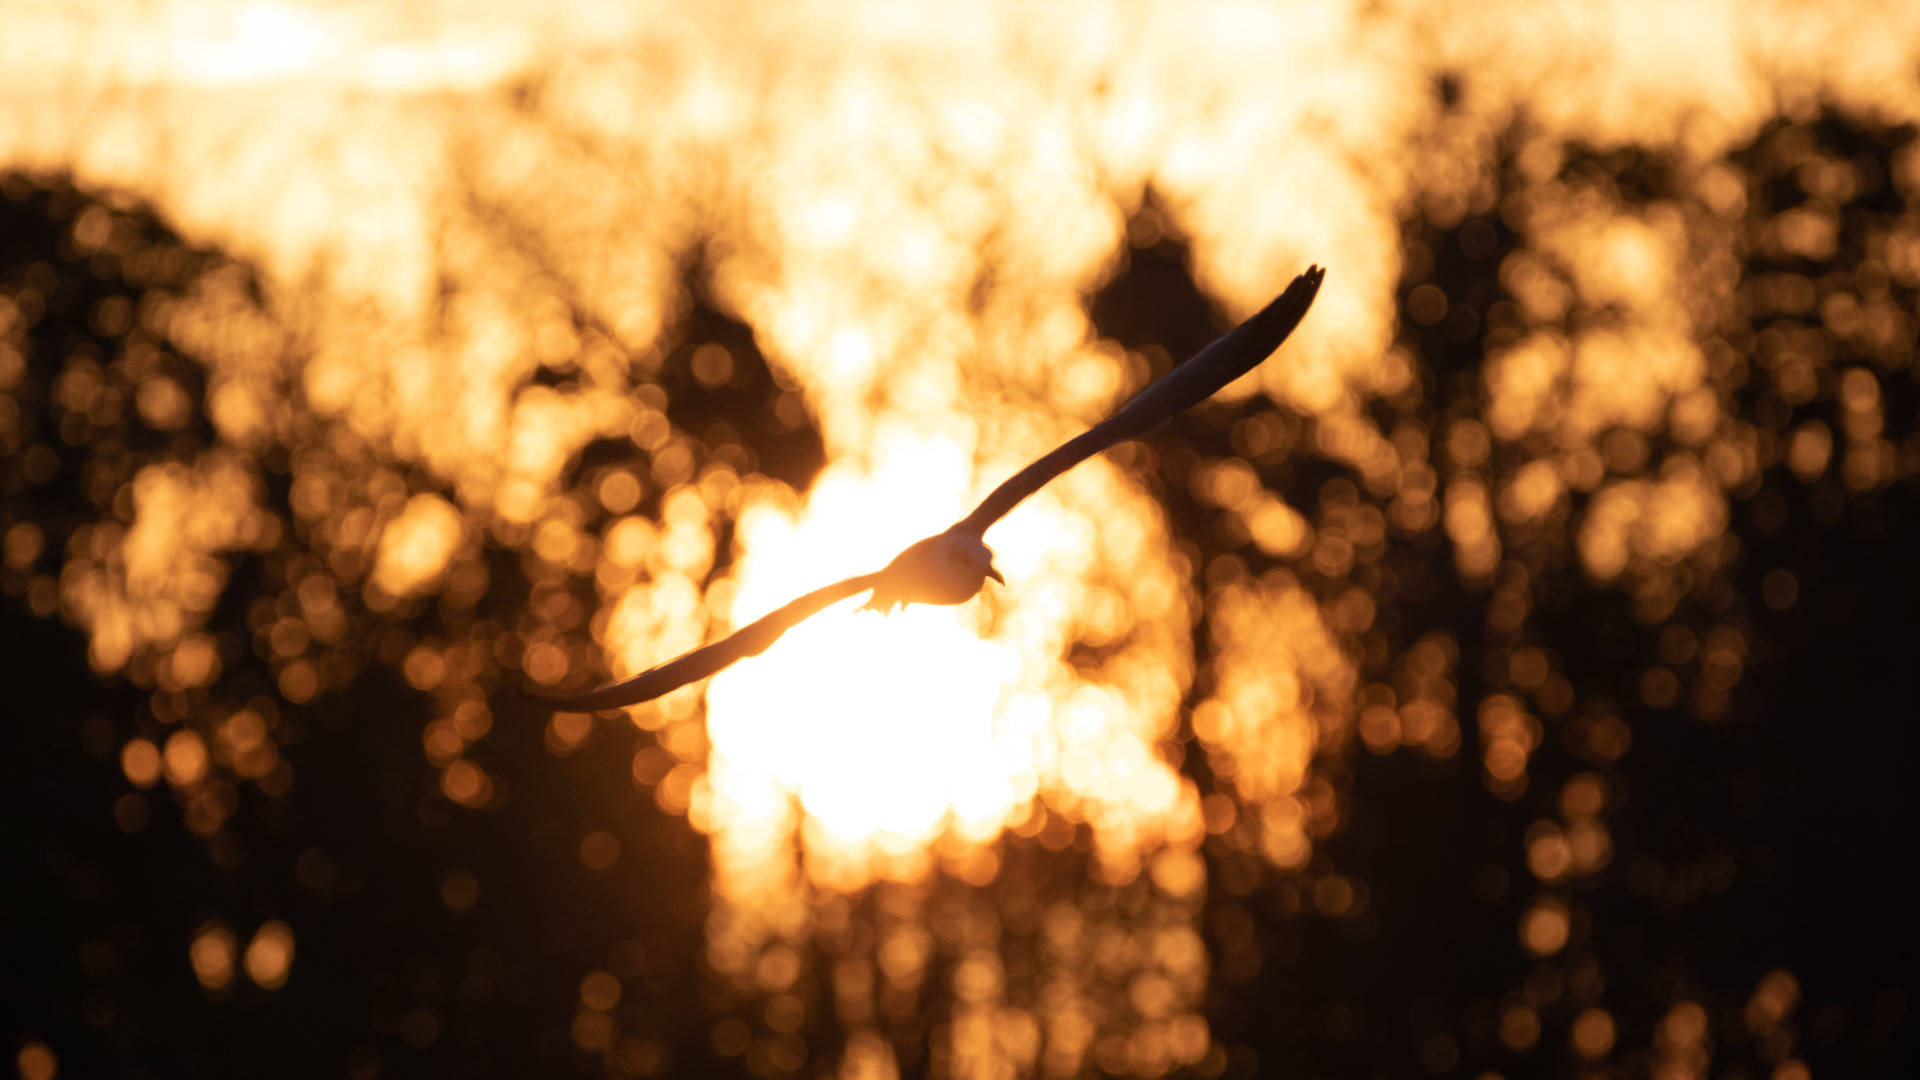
left=534, top=264, right=1324, bottom=712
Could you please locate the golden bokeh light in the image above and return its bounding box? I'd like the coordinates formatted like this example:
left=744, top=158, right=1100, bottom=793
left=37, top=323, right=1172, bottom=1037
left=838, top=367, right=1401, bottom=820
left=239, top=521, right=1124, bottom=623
left=4, top=0, right=1919, bottom=1076
left=14, top=1044, right=57, bottom=1080
left=188, top=920, right=237, bottom=992
left=242, top=919, right=296, bottom=989
left=371, top=493, right=464, bottom=598
left=1571, top=1007, right=1617, bottom=1060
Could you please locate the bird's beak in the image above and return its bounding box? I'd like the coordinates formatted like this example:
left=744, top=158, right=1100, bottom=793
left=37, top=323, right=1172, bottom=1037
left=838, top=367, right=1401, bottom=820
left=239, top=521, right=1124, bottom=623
left=986, top=564, right=1005, bottom=585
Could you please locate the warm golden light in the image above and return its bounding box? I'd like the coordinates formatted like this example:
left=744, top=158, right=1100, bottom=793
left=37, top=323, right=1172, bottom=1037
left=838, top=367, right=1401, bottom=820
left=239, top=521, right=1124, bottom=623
left=14, top=1044, right=56, bottom=1080
left=6, top=1, right=1918, bottom=1076
left=371, top=493, right=464, bottom=598
left=188, top=921, right=237, bottom=991
left=242, top=920, right=296, bottom=989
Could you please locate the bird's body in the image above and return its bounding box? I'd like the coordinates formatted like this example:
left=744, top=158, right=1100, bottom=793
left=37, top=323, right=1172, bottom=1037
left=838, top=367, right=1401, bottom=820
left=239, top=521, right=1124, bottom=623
left=861, top=529, right=1003, bottom=614
left=532, top=264, right=1324, bottom=712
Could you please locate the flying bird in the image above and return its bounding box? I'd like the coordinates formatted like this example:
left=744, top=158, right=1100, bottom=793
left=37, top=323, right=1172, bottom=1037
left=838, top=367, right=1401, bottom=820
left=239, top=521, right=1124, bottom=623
left=535, top=264, right=1325, bottom=712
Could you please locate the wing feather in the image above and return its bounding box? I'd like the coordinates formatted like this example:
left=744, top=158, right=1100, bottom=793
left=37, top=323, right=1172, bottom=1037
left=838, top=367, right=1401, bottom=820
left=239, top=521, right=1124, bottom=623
left=530, top=572, right=881, bottom=711
left=953, top=265, right=1323, bottom=536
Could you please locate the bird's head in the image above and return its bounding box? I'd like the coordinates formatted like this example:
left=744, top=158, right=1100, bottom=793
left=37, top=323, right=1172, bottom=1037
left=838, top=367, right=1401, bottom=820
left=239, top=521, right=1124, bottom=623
left=862, top=528, right=1002, bottom=614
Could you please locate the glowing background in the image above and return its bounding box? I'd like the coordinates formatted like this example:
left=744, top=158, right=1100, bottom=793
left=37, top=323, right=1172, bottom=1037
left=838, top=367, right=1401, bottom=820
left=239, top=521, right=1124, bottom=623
left=2, top=1, right=1918, bottom=1078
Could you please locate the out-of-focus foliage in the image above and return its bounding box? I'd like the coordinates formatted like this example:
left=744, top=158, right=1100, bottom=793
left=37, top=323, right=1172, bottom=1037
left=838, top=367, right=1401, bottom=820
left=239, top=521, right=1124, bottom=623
left=4, top=3, right=1919, bottom=1078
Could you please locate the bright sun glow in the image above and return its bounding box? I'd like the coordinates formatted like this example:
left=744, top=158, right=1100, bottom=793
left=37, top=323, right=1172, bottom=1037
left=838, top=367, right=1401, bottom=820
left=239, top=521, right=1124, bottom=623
left=705, top=443, right=1015, bottom=878
left=6, top=0, right=1919, bottom=1075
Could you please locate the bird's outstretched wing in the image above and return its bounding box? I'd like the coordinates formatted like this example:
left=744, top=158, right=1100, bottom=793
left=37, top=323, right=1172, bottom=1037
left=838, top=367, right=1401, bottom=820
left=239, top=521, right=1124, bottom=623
left=533, top=264, right=1322, bottom=712
left=530, top=572, right=881, bottom=711
left=952, top=264, right=1324, bottom=537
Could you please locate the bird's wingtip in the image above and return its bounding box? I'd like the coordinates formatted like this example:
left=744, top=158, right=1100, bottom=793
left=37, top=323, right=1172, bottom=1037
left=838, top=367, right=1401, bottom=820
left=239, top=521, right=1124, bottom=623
left=510, top=682, right=586, bottom=714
